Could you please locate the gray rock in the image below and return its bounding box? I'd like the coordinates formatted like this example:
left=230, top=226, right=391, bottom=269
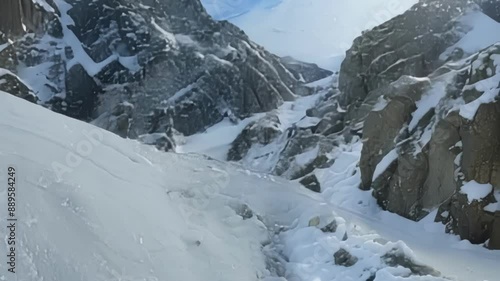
left=421, top=113, right=462, bottom=210
left=279, top=56, right=333, bottom=84
left=489, top=212, right=500, bottom=250
left=446, top=191, right=495, bottom=244
left=338, top=0, right=470, bottom=108
left=274, top=129, right=335, bottom=180
left=334, top=248, right=358, bottom=267
left=460, top=102, right=500, bottom=188
left=227, top=113, right=282, bottom=161
left=339, top=0, right=500, bottom=247
left=320, top=219, right=337, bottom=233
left=382, top=249, right=440, bottom=276
left=92, top=102, right=134, bottom=138
left=373, top=141, right=430, bottom=220
left=360, top=97, right=416, bottom=190
left=299, top=174, right=321, bottom=193
left=0, top=70, right=37, bottom=103
left=2, top=0, right=330, bottom=139
left=235, top=204, right=254, bottom=220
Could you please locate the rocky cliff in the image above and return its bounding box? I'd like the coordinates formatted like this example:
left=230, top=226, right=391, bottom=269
left=2, top=0, right=499, bottom=250
left=0, top=0, right=330, bottom=150
left=227, top=0, right=500, bottom=249
left=339, top=0, right=500, bottom=248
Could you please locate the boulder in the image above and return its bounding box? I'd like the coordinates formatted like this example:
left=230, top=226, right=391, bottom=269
left=0, top=70, right=37, bottom=103
left=227, top=113, right=281, bottom=161
left=334, top=249, right=358, bottom=267
left=274, top=129, right=335, bottom=180
left=92, top=102, right=134, bottom=138
left=382, top=249, right=440, bottom=276
left=299, top=174, right=321, bottom=193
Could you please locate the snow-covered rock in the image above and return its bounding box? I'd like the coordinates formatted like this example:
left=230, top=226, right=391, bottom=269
left=0, top=91, right=452, bottom=281
left=1, top=0, right=330, bottom=139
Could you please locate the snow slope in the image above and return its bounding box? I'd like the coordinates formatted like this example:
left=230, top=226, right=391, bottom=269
left=178, top=86, right=500, bottom=281
left=0, top=92, right=455, bottom=280
left=203, top=0, right=418, bottom=70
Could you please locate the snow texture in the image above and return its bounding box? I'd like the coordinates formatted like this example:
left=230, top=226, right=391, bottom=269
left=0, top=90, right=460, bottom=281
left=460, top=181, right=493, bottom=203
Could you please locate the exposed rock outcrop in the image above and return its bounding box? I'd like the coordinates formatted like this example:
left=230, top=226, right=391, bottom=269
left=0, top=69, right=37, bottom=103
left=0, top=0, right=329, bottom=144
left=339, top=0, right=500, bottom=244
left=228, top=112, right=282, bottom=161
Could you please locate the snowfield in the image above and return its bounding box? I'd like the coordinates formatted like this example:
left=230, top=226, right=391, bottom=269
left=0, top=92, right=467, bottom=281
left=203, top=0, right=418, bottom=70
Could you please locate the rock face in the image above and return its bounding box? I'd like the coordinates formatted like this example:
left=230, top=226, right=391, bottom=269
left=226, top=82, right=342, bottom=191
left=0, top=0, right=328, bottom=142
left=279, top=56, right=333, bottom=83
left=339, top=0, right=500, bottom=244
left=0, top=69, right=37, bottom=103
left=0, top=0, right=56, bottom=36
left=227, top=112, right=282, bottom=161
left=338, top=0, right=470, bottom=109
left=2, top=0, right=499, bottom=250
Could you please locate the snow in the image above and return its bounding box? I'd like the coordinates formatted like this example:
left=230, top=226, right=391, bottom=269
left=409, top=80, right=447, bottom=131
left=151, top=18, right=178, bottom=48
left=170, top=83, right=195, bottom=102
left=295, top=116, right=321, bottom=128
left=460, top=181, right=493, bottom=204
left=205, top=0, right=417, bottom=70
left=0, top=43, right=9, bottom=53
left=314, top=141, right=500, bottom=281
left=459, top=46, right=500, bottom=120
left=0, top=92, right=460, bottom=281
left=305, top=74, right=336, bottom=88
left=294, top=145, right=320, bottom=166
left=33, top=0, right=55, bottom=12
left=178, top=91, right=322, bottom=161
left=118, top=55, right=141, bottom=73
left=372, top=96, right=389, bottom=112
left=372, top=149, right=398, bottom=182
left=440, top=11, right=500, bottom=60
left=53, top=0, right=118, bottom=76
left=459, top=86, right=500, bottom=120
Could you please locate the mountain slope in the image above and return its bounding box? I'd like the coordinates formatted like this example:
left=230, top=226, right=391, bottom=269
left=193, top=0, right=500, bottom=253
left=0, top=91, right=457, bottom=281
left=203, top=0, right=418, bottom=70
left=0, top=0, right=331, bottom=149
